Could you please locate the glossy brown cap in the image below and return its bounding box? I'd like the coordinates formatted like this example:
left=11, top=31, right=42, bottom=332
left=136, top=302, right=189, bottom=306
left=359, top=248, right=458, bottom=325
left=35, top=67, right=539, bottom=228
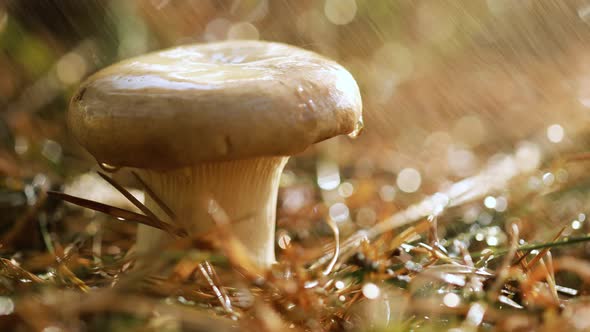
left=68, top=41, right=362, bottom=169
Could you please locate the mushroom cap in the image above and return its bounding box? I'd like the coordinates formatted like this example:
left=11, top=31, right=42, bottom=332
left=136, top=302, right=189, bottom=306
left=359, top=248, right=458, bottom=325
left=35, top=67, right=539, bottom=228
left=68, top=41, right=362, bottom=169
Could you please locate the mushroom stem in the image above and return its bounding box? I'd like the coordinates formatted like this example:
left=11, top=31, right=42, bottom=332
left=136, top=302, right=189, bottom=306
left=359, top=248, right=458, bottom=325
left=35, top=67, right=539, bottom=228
left=135, top=156, right=288, bottom=268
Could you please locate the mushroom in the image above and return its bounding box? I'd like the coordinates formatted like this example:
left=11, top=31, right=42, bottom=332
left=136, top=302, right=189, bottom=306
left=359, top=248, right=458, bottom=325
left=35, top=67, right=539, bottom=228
left=68, top=41, right=362, bottom=268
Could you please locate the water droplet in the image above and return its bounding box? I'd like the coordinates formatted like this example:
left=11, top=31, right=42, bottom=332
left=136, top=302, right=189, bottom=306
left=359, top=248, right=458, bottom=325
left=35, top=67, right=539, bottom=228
left=348, top=117, right=364, bottom=138
left=98, top=162, right=120, bottom=173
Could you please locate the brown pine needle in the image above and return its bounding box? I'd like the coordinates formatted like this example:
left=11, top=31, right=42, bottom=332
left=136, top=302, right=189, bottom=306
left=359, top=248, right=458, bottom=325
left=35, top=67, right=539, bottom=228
left=389, top=225, right=420, bottom=252
left=57, top=263, right=90, bottom=292
left=96, top=171, right=160, bottom=222
left=564, top=152, right=590, bottom=162
left=0, top=258, right=43, bottom=284
left=47, top=191, right=187, bottom=237
left=524, top=226, right=565, bottom=271
left=131, top=171, right=176, bottom=220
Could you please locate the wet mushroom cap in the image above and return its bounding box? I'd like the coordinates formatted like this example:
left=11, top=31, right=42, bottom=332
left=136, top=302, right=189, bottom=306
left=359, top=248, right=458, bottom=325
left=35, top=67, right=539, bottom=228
left=69, top=41, right=362, bottom=169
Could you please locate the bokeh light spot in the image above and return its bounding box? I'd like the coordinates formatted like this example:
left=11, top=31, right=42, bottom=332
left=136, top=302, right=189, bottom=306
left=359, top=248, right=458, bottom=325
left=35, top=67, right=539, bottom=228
left=324, top=0, right=357, bottom=25
left=397, top=168, right=421, bottom=193
left=379, top=184, right=396, bottom=202
left=329, top=202, right=349, bottom=223
left=483, top=196, right=496, bottom=209
left=356, top=207, right=377, bottom=227
left=443, top=293, right=460, bottom=308
left=572, top=220, right=582, bottom=230
left=362, top=283, right=380, bottom=299
left=515, top=141, right=541, bottom=172
left=317, top=161, right=340, bottom=190
left=338, top=182, right=354, bottom=197
left=204, top=18, right=231, bottom=41
left=227, top=22, right=260, bottom=40
left=0, top=297, right=14, bottom=315
left=546, top=124, right=564, bottom=143
left=56, top=52, right=87, bottom=85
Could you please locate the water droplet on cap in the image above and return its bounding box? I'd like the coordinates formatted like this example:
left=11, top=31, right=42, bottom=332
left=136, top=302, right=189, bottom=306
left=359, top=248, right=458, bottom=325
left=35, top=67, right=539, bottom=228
left=348, top=117, right=364, bottom=138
